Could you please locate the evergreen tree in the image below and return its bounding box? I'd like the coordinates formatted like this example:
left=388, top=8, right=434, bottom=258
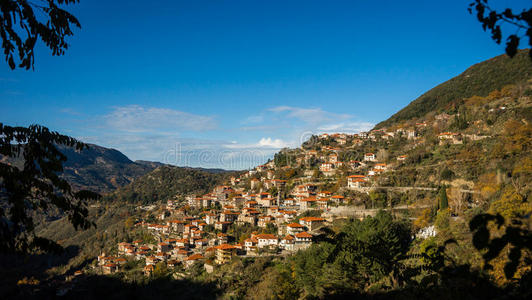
left=439, top=186, right=448, bottom=210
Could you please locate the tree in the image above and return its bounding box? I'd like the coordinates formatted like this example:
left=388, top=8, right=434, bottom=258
left=0, top=0, right=81, bottom=70
left=334, top=211, right=412, bottom=289
left=470, top=213, right=532, bottom=281
left=0, top=123, right=99, bottom=253
left=153, top=261, right=169, bottom=278
left=369, top=189, right=387, bottom=208
left=124, top=216, right=135, bottom=229
left=440, top=168, right=455, bottom=181
left=469, top=0, right=532, bottom=59
left=438, top=186, right=448, bottom=210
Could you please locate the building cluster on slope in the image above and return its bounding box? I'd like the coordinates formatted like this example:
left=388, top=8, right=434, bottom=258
left=99, top=195, right=323, bottom=275
left=99, top=116, right=481, bottom=276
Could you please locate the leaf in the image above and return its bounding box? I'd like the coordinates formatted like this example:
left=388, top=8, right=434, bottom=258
left=506, top=35, right=520, bottom=57
left=504, top=246, right=522, bottom=279
left=8, top=56, right=15, bottom=69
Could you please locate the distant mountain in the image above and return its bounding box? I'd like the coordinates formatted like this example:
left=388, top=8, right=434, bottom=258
left=376, top=50, right=532, bottom=129
left=108, top=165, right=238, bottom=204
left=134, top=160, right=166, bottom=169
left=57, top=144, right=161, bottom=193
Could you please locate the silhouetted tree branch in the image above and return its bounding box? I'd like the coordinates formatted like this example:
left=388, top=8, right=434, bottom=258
left=470, top=213, right=532, bottom=279
left=469, top=0, right=532, bottom=58
left=0, top=123, right=99, bottom=253
left=0, top=0, right=81, bottom=70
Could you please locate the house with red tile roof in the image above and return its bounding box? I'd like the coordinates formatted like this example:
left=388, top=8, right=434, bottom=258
left=286, top=222, right=305, bottom=235
left=280, top=235, right=295, bottom=251
left=214, top=244, right=237, bottom=264
left=184, top=253, right=205, bottom=268
left=300, top=197, right=318, bottom=210
left=348, top=175, right=366, bottom=189
left=244, top=237, right=258, bottom=252
left=331, top=195, right=345, bottom=204
left=295, top=232, right=313, bottom=250
left=299, top=217, right=325, bottom=231
left=102, top=263, right=118, bottom=274
left=254, top=233, right=278, bottom=248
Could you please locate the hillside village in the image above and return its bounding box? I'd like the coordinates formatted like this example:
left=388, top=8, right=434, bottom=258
left=6, top=50, right=532, bottom=299
left=91, top=91, right=525, bottom=278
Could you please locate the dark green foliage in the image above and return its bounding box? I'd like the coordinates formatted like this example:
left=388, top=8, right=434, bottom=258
left=440, top=168, right=455, bottom=181
left=438, top=186, right=448, bottom=210
left=293, top=211, right=412, bottom=296
left=273, top=150, right=293, bottom=167
left=294, top=242, right=338, bottom=296
left=264, top=222, right=277, bottom=235
left=376, top=50, right=532, bottom=128
left=227, top=223, right=260, bottom=244
left=452, top=112, right=469, bottom=130
left=109, top=166, right=230, bottom=204
left=0, top=0, right=81, bottom=70
left=0, top=123, right=100, bottom=253
left=369, top=189, right=388, bottom=208
left=337, top=211, right=412, bottom=283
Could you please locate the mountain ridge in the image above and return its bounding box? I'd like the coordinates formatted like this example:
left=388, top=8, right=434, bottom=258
left=375, top=49, right=532, bottom=129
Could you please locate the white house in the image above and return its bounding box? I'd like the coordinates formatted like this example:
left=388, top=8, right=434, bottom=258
left=254, top=234, right=278, bottom=248
left=364, top=153, right=376, bottom=162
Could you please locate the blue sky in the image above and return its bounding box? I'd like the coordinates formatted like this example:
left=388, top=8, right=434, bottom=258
left=0, top=0, right=530, bottom=169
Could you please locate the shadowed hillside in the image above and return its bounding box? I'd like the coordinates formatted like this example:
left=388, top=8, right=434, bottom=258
left=58, top=144, right=161, bottom=193
left=107, top=165, right=239, bottom=204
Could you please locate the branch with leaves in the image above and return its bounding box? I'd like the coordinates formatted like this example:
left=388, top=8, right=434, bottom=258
left=470, top=213, right=532, bottom=279
left=0, top=123, right=100, bottom=253
left=0, top=0, right=81, bottom=70
left=469, top=0, right=532, bottom=59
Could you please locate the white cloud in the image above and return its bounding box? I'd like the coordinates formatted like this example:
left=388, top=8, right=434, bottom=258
left=257, top=137, right=290, bottom=148
left=268, top=106, right=351, bottom=124
left=77, top=104, right=373, bottom=170
left=224, top=137, right=291, bottom=149
left=241, top=114, right=264, bottom=124
left=317, top=121, right=374, bottom=133
left=104, top=105, right=217, bottom=133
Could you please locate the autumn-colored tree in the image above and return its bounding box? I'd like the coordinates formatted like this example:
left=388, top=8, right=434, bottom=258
left=413, top=208, right=432, bottom=230
left=470, top=210, right=532, bottom=286
left=503, top=120, right=532, bottom=155
left=476, top=172, right=500, bottom=202
left=512, top=156, right=532, bottom=193
left=434, top=209, right=450, bottom=231
left=447, top=187, right=466, bottom=213
left=124, top=216, right=135, bottom=229
left=489, top=186, right=532, bottom=221
left=465, top=95, right=488, bottom=106
left=153, top=261, right=168, bottom=278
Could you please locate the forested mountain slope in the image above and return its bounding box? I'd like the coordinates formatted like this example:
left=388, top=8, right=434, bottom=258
left=376, top=50, right=532, bottom=129
left=107, top=165, right=238, bottom=204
